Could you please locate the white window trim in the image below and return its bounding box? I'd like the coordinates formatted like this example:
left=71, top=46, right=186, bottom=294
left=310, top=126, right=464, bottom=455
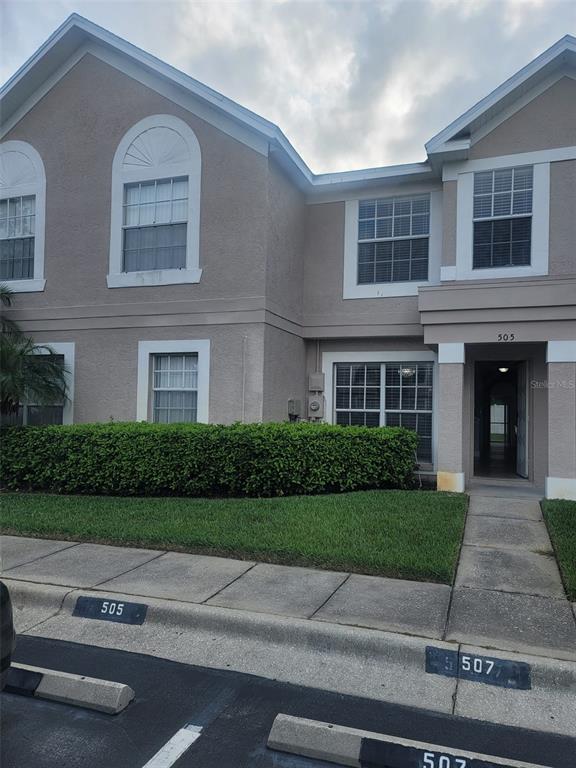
left=322, top=350, right=438, bottom=468
left=455, top=161, right=550, bottom=281
left=108, top=115, right=202, bottom=288
left=137, top=340, right=210, bottom=422
left=0, top=140, right=46, bottom=293
left=33, top=342, right=75, bottom=424
left=343, top=190, right=441, bottom=298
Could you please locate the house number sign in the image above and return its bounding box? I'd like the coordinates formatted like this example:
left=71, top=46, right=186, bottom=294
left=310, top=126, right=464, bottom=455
left=497, top=333, right=516, bottom=341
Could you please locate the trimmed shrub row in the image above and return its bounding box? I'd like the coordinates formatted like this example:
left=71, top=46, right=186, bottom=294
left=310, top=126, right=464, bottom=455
left=0, top=421, right=417, bottom=497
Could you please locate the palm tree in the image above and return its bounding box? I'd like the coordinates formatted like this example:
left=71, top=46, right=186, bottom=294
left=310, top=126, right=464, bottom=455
left=0, top=283, right=20, bottom=337
left=0, top=283, right=68, bottom=420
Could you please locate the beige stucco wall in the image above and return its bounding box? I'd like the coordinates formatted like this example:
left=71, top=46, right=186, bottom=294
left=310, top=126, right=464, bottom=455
left=265, top=158, right=305, bottom=323
left=470, top=77, right=576, bottom=159
left=441, top=180, right=457, bottom=267
left=4, top=53, right=269, bottom=309
left=262, top=325, right=306, bottom=421
left=32, top=324, right=265, bottom=425
left=437, top=363, right=465, bottom=475
left=547, top=362, right=576, bottom=480
left=3, top=52, right=314, bottom=427
left=303, top=202, right=422, bottom=336
left=549, top=159, right=576, bottom=277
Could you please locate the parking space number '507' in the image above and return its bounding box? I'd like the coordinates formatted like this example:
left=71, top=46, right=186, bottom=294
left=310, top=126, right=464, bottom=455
left=423, top=753, right=467, bottom=768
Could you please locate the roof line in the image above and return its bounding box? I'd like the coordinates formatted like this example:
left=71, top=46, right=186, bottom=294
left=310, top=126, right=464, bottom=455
left=426, top=34, right=576, bottom=154
left=2, top=13, right=432, bottom=187
left=3, top=14, right=573, bottom=185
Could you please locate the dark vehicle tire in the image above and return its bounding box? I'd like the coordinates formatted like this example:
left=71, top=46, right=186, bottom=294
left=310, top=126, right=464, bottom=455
left=1, top=581, right=16, bottom=691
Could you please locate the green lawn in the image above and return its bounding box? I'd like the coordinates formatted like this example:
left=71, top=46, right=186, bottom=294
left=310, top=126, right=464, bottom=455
left=0, top=491, right=467, bottom=584
left=542, top=499, right=576, bottom=601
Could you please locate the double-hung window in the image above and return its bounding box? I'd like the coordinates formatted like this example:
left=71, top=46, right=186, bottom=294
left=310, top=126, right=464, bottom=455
left=357, top=195, right=430, bottom=284
left=473, top=166, right=533, bottom=269
left=108, top=115, right=201, bottom=288
left=123, top=177, right=188, bottom=272
left=0, top=140, right=46, bottom=291
left=0, top=195, right=35, bottom=280
left=334, top=361, right=434, bottom=463
left=152, top=353, right=198, bottom=423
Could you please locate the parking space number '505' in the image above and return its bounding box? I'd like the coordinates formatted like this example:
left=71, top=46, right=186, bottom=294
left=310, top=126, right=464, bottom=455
left=100, top=601, right=124, bottom=616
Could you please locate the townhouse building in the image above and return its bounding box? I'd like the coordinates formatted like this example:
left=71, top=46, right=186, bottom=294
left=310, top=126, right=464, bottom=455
left=1, top=16, right=575, bottom=498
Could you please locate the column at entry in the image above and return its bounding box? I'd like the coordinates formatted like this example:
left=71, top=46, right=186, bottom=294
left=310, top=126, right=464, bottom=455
left=436, top=343, right=466, bottom=492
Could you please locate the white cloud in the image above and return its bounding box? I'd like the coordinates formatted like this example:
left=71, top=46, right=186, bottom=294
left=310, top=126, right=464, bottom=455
left=1, top=0, right=575, bottom=172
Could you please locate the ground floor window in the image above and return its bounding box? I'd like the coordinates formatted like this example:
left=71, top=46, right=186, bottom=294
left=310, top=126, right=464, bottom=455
left=334, top=361, right=433, bottom=463
left=137, top=340, right=210, bottom=423
left=152, top=353, right=198, bottom=423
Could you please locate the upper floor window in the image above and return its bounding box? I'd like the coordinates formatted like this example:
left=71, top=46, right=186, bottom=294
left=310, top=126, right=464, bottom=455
left=0, top=141, right=46, bottom=292
left=108, top=115, right=201, bottom=288
left=123, top=177, right=188, bottom=272
left=0, top=196, right=35, bottom=280
left=472, top=166, right=533, bottom=269
left=357, top=195, right=430, bottom=285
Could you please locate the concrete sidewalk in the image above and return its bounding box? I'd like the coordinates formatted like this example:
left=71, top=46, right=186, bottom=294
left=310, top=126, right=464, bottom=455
left=1, top=494, right=575, bottom=661
left=2, top=498, right=576, bottom=738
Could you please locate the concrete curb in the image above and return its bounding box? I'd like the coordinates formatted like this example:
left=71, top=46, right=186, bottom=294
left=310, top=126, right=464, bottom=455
left=5, top=578, right=576, bottom=736
left=267, top=714, right=555, bottom=768
left=6, top=662, right=135, bottom=714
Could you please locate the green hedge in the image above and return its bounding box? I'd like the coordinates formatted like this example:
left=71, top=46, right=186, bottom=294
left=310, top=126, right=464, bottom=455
left=0, top=422, right=417, bottom=497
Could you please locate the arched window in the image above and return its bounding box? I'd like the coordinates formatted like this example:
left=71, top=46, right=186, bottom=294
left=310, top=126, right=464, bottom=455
left=0, top=140, right=46, bottom=292
left=108, top=115, right=202, bottom=288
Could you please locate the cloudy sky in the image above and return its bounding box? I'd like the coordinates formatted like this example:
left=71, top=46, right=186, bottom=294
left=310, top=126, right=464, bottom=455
left=1, top=0, right=575, bottom=173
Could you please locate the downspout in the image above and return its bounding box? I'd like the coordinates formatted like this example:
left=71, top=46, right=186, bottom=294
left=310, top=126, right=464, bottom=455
left=241, top=334, right=248, bottom=423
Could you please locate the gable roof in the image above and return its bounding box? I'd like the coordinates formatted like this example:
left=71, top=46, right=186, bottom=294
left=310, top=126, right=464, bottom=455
left=426, top=34, right=576, bottom=158
left=1, top=14, right=574, bottom=193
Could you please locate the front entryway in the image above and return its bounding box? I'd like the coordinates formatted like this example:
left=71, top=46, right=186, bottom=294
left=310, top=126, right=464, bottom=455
left=473, top=360, right=528, bottom=478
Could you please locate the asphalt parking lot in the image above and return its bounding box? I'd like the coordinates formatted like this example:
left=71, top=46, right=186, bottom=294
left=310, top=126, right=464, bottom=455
left=1, top=636, right=575, bottom=768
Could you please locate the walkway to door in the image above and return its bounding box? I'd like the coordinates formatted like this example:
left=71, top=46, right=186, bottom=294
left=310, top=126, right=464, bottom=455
left=447, top=492, right=573, bottom=657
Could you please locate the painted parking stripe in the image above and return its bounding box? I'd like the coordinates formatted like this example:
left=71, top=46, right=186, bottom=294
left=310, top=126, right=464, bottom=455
left=142, top=723, right=202, bottom=768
